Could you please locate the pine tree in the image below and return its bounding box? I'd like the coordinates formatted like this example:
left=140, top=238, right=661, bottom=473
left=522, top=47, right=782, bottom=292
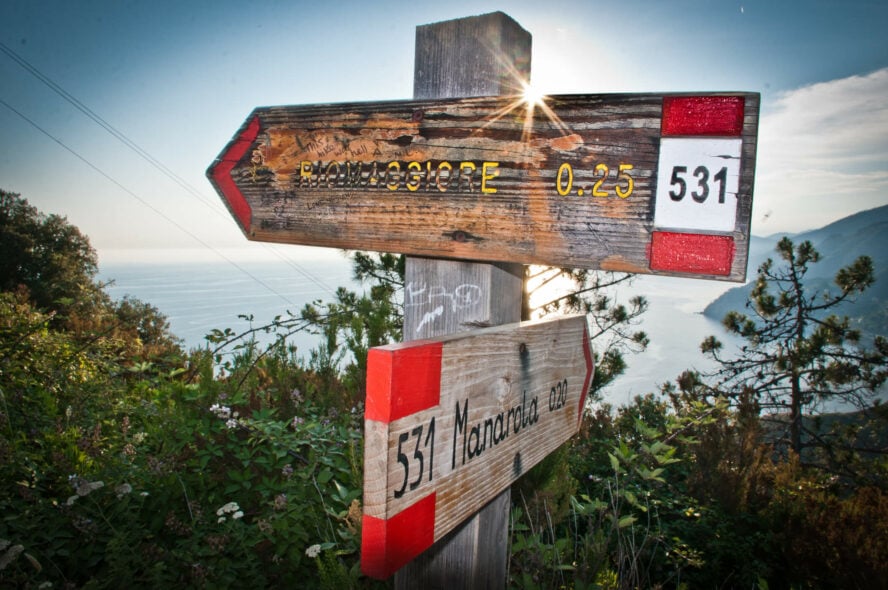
left=700, top=237, right=887, bottom=458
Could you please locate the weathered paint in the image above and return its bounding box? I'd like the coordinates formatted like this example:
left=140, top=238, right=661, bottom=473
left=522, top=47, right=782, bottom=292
left=207, top=92, right=759, bottom=282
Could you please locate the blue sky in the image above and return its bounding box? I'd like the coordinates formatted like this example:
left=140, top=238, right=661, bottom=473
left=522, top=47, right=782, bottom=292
left=1, top=0, right=886, bottom=261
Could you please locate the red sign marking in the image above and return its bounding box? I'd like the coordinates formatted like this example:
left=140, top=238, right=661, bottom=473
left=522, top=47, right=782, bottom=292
left=208, top=116, right=260, bottom=232
left=661, top=96, right=745, bottom=137
left=366, top=342, right=443, bottom=422
left=648, top=231, right=736, bottom=276
left=650, top=95, right=749, bottom=275
left=361, top=315, right=593, bottom=579
left=362, top=492, right=436, bottom=579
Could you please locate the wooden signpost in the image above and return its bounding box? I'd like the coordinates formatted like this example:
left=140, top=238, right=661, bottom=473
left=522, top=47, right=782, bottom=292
left=393, top=14, right=527, bottom=588
left=206, top=10, right=760, bottom=587
left=361, top=314, right=593, bottom=578
left=209, top=92, right=759, bottom=281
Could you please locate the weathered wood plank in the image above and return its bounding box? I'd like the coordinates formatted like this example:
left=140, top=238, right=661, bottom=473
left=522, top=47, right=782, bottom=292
left=362, top=315, right=594, bottom=579
left=208, top=91, right=758, bottom=281
left=403, top=259, right=524, bottom=340
left=394, top=12, right=530, bottom=589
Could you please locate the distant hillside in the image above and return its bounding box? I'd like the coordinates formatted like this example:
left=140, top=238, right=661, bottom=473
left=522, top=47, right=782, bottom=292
left=703, top=205, right=888, bottom=338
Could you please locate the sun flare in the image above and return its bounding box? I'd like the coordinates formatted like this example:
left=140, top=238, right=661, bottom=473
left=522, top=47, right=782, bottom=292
left=521, top=82, right=546, bottom=107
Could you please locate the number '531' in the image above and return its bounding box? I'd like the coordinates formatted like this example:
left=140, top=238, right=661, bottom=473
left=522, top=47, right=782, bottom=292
left=394, top=417, right=435, bottom=498
left=668, top=165, right=728, bottom=204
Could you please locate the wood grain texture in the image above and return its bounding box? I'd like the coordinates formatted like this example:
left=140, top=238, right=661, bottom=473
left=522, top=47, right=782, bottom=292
left=207, top=91, right=759, bottom=281
left=403, top=258, right=524, bottom=339
left=394, top=12, right=529, bottom=589
left=413, top=11, right=531, bottom=100
left=364, top=316, right=592, bottom=579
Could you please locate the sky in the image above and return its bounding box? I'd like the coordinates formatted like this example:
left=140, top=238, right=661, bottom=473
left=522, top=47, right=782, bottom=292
left=1, top=0, right=886, bottom=264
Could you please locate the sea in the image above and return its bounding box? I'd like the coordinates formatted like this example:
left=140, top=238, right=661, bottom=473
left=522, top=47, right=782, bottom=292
left=98, top=248, right=744, bottom=409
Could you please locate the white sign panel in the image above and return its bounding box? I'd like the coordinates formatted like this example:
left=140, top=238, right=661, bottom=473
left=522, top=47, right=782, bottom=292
left=654, top=138, right=742, bottom=232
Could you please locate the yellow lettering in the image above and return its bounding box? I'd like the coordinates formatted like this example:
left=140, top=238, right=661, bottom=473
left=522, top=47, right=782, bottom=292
left=368, top=162, right=381, bottom=186
left=616, top=163, right=634, bottom=198
left=299, top=161, right=313, bottom=188
left=346, top=161, right=363, bottom=187
left=406, top=161, right=422, bottom=192
left=481, top=162, right=499, bottom=194
left=592, top=163, right=609, bottom=197
left=556, top=163, right=573, bottom=196
left=386, top=161, right=401, bottom=191
left=436, top=161, right=453, bottom=192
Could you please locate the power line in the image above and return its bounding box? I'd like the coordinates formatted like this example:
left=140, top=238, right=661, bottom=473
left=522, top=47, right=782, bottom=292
left=0, top=39, right=337, bottom=297
left=0, top=97, right=302, bottom=308
left=0, top=40, right=215, bottom=211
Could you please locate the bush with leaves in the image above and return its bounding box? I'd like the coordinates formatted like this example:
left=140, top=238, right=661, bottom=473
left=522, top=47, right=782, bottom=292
left=700, top=237, right=887, bottom=461
left=511, top=395, right=738, bottom=589
left=763, top=464, right=888, bottom=588
left=1, top=307, right=382, bottom=588
left=0, top=193, right=381, bottom=588
left=0, top=190, right=105, bottom=327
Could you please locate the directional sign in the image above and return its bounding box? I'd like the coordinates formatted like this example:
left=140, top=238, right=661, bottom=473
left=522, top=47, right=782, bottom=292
left=208, top=93, right=759, bottom=281
left=360, top=315, right=593, bottom=579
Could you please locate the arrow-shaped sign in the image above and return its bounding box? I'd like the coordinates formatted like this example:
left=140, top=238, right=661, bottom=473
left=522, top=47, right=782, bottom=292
left=360, top=314, right=593, bottom=579
left=207, top=92, right=759, bottom=281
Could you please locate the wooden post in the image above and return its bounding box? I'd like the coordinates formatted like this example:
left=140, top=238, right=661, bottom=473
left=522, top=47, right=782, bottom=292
left=394, top=12, right=530, bottom=589
left=205, top=11, right=759, bottom=582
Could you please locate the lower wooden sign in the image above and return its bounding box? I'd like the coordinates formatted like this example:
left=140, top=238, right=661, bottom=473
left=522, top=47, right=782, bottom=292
left=360, top=315, right=593, bottom=579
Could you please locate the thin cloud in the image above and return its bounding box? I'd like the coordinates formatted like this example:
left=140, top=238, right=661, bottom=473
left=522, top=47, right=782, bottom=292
left=753, top=68, right=888, bottom=234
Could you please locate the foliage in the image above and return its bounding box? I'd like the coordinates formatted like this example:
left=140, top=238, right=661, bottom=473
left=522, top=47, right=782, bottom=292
left=299, top=252, right=403, bottom=398
left=4, top=193, right=887, bottom=589
left=699, top=237, right=887, bottom=458
left=512, top=395, right=719, bottom=589
left=510, top=238, right=888, bottom=588
left=0, top=190, right=102, bottom=325
left=512, top=390, right=888, bottom=589
left=0, top=194, right=377, bottom=588
left=764, top=472, right=888, bottom=588
left=0, top=296, right=378, bottom=588
left=703, top=204, right=888, bottom=340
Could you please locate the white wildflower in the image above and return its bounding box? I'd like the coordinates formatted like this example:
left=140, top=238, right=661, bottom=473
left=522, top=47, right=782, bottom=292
left=305, top=544, right=322, bottom=559
left=232, top=511, right=244, bottom=520
left=115, top=483, right=133, bottom=498
left=209, top=404, right=232, bottom=420
left=66, top=495, right=78, bottom=506
left=133, top=432, right=148, bottom=444
left=216, top=501, right=240, bottom=517
left=225, top=418, right=239, bottom=430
